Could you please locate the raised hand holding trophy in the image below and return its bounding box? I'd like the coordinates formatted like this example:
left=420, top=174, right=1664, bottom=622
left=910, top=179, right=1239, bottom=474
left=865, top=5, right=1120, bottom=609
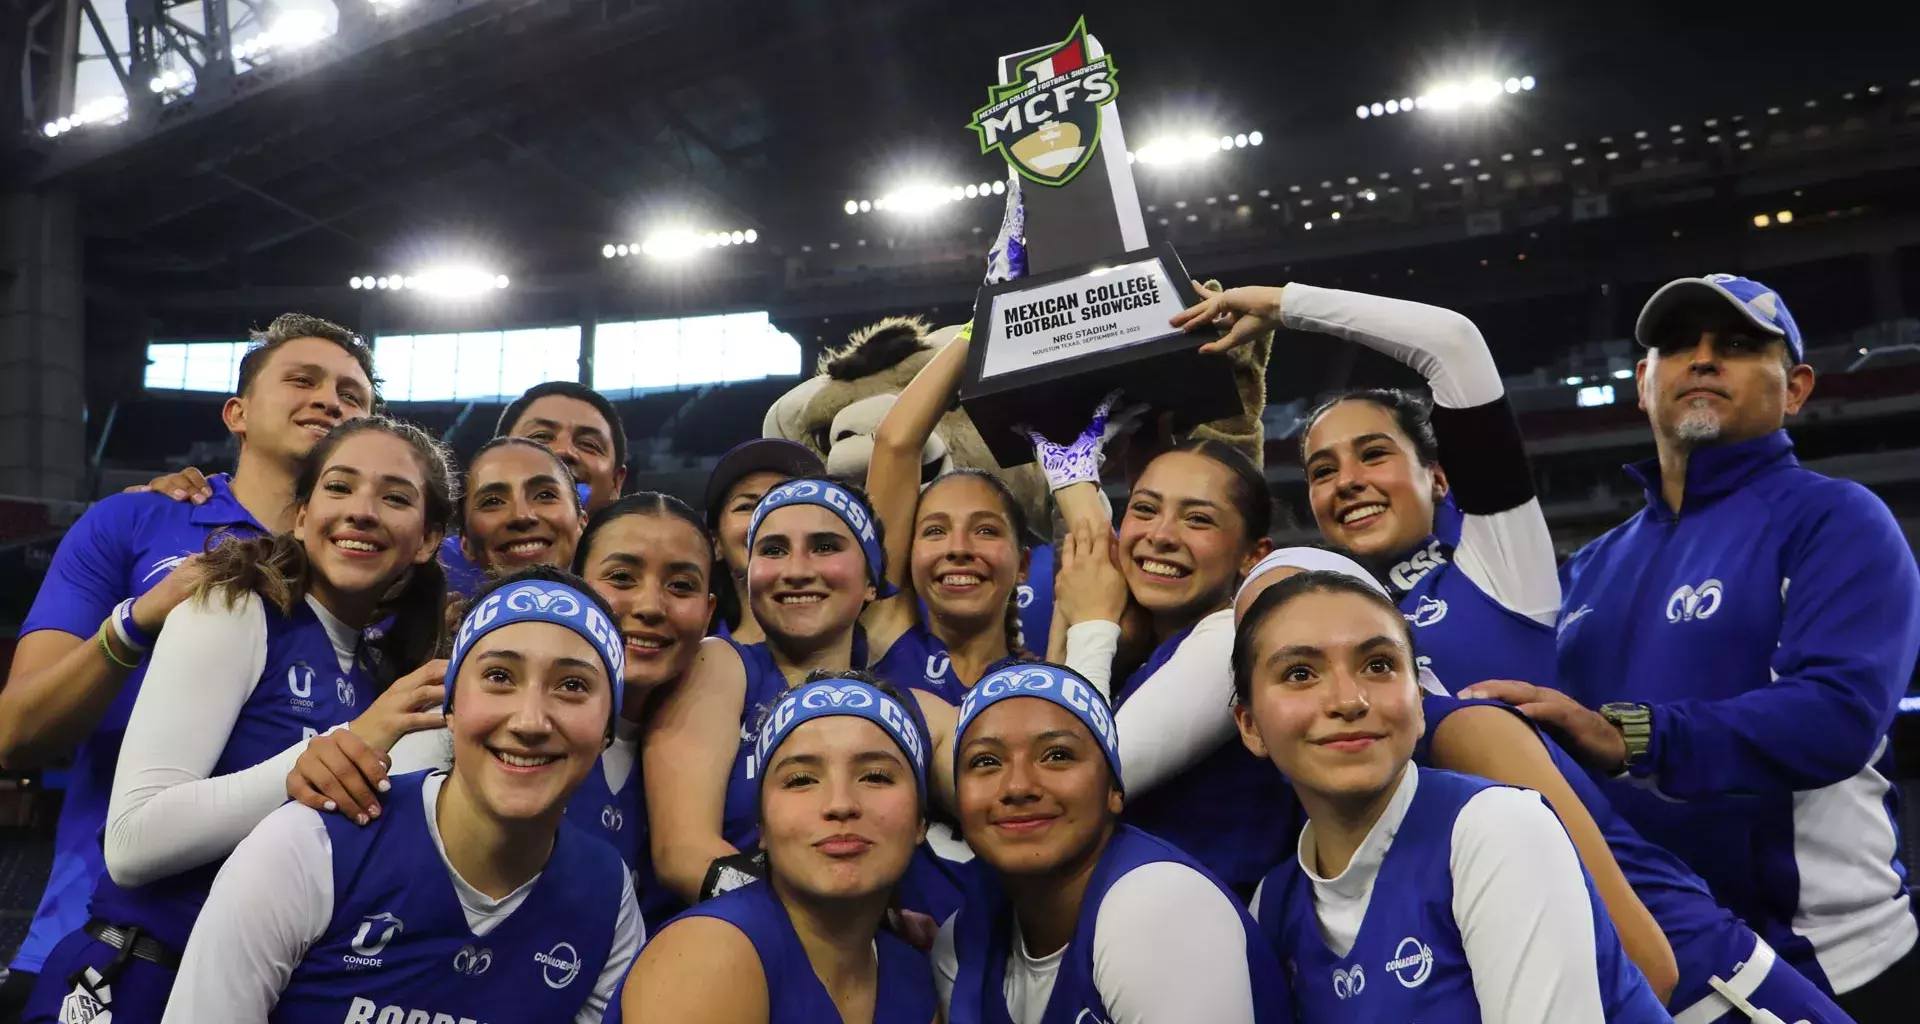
left=959, top=16, right=1241, bottom=467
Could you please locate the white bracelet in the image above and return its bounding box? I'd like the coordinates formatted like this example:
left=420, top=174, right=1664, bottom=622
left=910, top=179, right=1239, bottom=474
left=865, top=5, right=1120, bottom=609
left=108, top=602, right=147, bottom=654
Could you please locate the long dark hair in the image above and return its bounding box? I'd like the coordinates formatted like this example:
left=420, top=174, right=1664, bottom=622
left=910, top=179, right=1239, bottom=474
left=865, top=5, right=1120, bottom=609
left=919, top=468, right=1031, bottom=656
left=1230, top=570, right=1415, bottom=706
left=190, top=416, right=457, bottom=676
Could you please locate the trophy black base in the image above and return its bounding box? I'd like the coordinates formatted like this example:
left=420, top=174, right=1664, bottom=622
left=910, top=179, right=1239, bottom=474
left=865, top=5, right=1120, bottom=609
left=959, top=240, right=1243, bottom=468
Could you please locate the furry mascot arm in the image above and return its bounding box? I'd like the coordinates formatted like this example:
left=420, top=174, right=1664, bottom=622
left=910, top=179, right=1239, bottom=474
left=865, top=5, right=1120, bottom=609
left=861, top=328, right=974, bottom=661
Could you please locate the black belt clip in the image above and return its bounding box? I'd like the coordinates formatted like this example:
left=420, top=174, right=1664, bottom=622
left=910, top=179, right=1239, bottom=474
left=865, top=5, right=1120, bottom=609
left=80, top=918, right=182, bottom=981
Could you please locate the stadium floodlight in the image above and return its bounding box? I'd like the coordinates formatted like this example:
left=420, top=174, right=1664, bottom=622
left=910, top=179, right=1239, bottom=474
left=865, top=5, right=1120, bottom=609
left=844, top=200, right=858, bottom=215
left=745, top=229, right=759, bottom=243
left=879, top=183, right=959, bottom=215
left=639, top=231, right=705, bottom=259
left=1775, top=210, right=1793, bottom=224
left=602, top=244, right=617, bottom=259
left=1248, top=131, right=1263, bottom=146
left=857, top=200, right=872, bottom=212
left=410, top=266, right=508, bottom=296
left=357, top=267, right=508, bottom=295
left=1356, top=105, right=1370, bottom=119
left=1133, top=134, right=1220, bottom=167
left=991, top=180, right=1006, bottom=194
left=349, top=277, right=363, bottom=289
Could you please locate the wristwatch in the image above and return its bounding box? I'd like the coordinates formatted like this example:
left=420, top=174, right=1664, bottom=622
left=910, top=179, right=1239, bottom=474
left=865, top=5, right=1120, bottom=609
left=1599, top=703, right=1654, bottom=772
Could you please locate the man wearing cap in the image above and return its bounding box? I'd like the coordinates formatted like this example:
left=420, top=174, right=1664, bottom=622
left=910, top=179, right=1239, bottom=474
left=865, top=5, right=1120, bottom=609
left=702, top=437, right=826, bottom=641
left=1462, top=274, right=1920, bottom=1018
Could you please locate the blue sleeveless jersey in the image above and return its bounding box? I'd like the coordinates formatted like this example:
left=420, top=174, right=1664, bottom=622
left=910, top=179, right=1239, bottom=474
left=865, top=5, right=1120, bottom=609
left=674, top=879, right=937, bottom=1024
left=1417, top=693, right=1756, bottom=1010
left=272, top=771, right=624, bottom=1024
left=1115, top=625, right=1296, bottom=895
left=563, top=757, right=644, bottom=872
left=723, top=641, right=796, bottom=856
left=1385, top=498, right=1558, bottom=689
left=1254, top=768, right=1665, bottom=1023
left=1016, top=543, right=1053, bottom=657
left=89, top=597, right=371, bottom=951
left=438, top=534, right=486, bottom=601
left=949, top=825, right=1291, bottom=1024
left=870, top=621, right=1022, bottom=706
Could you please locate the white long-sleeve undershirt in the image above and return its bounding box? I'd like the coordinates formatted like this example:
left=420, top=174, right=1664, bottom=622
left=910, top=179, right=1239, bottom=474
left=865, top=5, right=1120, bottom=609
left=1061, top=609, right=1237, bottom=798
left=1252, top=766, right=1609, bottom=1024
left=162, top=772, right=643, bottom=1024
left=105, top=590, right=358, bottom=889
left=931, top=860, right=1256, bottom=1024
left=1280, top=282, right=1560, bottom=625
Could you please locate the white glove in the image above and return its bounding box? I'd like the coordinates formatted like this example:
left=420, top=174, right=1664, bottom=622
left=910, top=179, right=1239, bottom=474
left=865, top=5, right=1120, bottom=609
left=1023, top=392, right=1147, bottom=493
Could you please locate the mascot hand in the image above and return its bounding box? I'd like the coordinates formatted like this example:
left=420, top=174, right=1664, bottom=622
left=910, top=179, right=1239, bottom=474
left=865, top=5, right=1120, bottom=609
left=1022, top=391, right=1147, bottom=493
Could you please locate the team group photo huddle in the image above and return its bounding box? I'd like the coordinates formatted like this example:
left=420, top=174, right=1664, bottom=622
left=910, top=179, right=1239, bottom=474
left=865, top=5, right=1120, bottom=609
left=0, top=2, right=1916, bottom=1023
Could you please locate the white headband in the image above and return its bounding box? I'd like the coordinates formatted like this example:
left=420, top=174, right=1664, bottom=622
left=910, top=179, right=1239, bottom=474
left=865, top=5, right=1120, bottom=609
left=1235, top=546, right=1454, bottom=697
left=1236, top=546, right=1389, bottom=605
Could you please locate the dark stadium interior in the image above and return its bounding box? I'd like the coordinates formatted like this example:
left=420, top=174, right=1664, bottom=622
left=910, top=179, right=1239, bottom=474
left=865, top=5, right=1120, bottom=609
left=5, top=0, right=1920, bottom=980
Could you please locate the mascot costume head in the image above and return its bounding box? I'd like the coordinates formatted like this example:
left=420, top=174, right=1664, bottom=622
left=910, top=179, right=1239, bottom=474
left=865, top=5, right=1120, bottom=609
left=760, top=179, right=1273, bottom=535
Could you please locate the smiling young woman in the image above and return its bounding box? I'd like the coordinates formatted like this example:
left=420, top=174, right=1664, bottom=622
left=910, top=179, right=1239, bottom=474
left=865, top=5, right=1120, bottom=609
left=281, top=492, right=717, bottom=936
left=161, top=568, right=643, bottom=1024
left=567, top=492, right=715, bottom=928
left=1232, top=572, right=1667, bottom=1023
left=862, top=325, right=1032, bottom=701
left=459, top=437, right=587, bottom=578
left=642, top=479, right=889, bottom=912
left=1037, top=428, right=1291, bottom=897
left=23, top=417, right=456, bottom=1024
left=624, top=673, right=937, bottom=1024
left=1231, top=549, right=1856, bottom=1024
left=932, top=661, right=1290, bottom=1024
left=1171, top=280, right=1561, bottom=705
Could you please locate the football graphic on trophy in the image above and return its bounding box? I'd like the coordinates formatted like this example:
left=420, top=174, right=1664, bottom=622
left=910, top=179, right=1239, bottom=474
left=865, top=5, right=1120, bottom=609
left=1012, top=121, right=1085, bottom=180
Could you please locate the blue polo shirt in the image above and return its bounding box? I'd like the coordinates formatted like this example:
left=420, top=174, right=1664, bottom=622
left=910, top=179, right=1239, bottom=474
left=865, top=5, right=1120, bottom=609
left=8, top=476, right=263, bottom=974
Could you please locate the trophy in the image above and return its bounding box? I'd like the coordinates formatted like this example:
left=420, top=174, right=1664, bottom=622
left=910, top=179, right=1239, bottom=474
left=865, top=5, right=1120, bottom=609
left=958, top=16, right=1240, bottom=467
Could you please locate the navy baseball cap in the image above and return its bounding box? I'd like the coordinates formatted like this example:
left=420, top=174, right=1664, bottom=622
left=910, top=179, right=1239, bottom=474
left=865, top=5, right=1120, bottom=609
left=704, top=438, right=826, bottom=520
left=1635, top=274, right=1804, bottom=364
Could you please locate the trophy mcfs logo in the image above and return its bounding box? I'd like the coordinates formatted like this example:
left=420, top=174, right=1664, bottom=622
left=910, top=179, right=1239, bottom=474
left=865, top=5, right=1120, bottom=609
left=968, top=17, right=1117, bottom=186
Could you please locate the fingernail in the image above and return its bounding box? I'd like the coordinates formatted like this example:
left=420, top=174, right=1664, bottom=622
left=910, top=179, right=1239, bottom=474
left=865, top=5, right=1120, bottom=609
left=368, top=804, right=380, bottom=818
left=377, top=779, right=391, bottom=793
left=356, top=814, right=369, bottom=826
left=323, top=800, right=337, bottom=811
left=171, top=491, right=187, bottom=500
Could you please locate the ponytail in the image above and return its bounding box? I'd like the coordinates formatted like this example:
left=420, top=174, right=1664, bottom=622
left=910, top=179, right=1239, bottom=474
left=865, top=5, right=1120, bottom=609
left=1003, top=584, right=1027, bottom=658
left=374, top=557, right=451, bottom=678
